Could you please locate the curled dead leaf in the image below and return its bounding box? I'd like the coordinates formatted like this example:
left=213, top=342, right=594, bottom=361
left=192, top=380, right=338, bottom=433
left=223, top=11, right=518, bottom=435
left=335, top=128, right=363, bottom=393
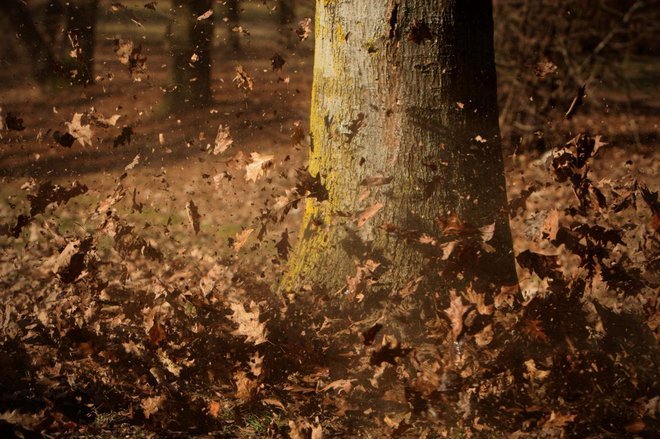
left=186, top=200, right=201, bottom=235
left=357, top=202, right=384, bottom=228
left=444, top=291, right=470, bottom=340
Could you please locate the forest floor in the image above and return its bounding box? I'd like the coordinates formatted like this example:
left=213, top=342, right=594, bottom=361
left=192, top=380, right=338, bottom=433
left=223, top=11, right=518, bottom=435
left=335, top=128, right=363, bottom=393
left=1, top=2, right=659, bottom=438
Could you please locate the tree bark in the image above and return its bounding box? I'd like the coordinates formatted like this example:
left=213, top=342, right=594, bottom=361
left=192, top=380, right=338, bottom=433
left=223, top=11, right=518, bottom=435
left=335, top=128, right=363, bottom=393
left=167, top=0, right=214, bottom=109
left=0, top=0, right=64, bottom=84
left=282, top=1, right=517, bottom=307
left=64, top=0, right=98, bottom=84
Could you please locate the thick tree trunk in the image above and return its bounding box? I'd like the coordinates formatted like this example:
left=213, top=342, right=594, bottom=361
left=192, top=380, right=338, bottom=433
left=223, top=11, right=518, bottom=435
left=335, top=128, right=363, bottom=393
left=0, top=0, right=64, bottom=84
left=64, top=0, right=98, bottom=84
left=282, top=1, right=517, bottom=306
left=167, top=0, right=214, bottom=109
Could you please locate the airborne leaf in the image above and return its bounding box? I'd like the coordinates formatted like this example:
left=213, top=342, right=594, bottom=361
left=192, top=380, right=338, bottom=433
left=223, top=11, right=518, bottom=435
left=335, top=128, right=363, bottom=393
left=229, top=301, right=268, bottom=345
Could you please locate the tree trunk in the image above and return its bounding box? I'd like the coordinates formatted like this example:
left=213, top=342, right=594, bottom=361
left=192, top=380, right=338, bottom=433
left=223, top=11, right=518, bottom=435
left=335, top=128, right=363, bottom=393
left=277, top=0, right=295, bottom=48
left=0, top=0, right=64, bottom=84
left=282, top=1, right=517, bottom=308
left=64, top=0, right=98, bottom=84
left=167, top=0, right=214, bottom=109
left=44, top=0, right=65, bottom=47
left=225, top=0, right=241, bottom=54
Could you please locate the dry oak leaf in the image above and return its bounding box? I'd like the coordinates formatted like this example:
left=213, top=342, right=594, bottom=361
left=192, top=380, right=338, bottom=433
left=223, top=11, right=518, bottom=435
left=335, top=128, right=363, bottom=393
left=495, top=284, right=519, bottom=309
left=234, top=65, right=254, bottom=91
left=465, top=289, right=493, bottom=315
left=229, top=300, right=268, bottom=345
left=439, top=240, right=458, bottom=260
left=444, top=291, right=470, bottom=339
left=262, top=398, right=286, bottom=411
left=541, top=209, right=560, bottom=241
left=233, top=228, right=254, bottom=251
left=289, top=419, right=323, bottom=439
left=346, top=259, right=380, bottom=299
left=245, top=152, right=274, bottom=182
left=533, top=60, right=558, bottom=79
left=186, top=200, right=201, bottom=234
left=113, top=38, right=147, bottom=79
left=249, top=352, right=264, bottom=377
left=474, top=324, right=494, bottom=347
left=212, top=124, right=233, bottom=155
left=141, top=395, right=165, bottom=419
left=94, top=183, right=126, bottom=217
left=91, top=112, right=121, bottom=127
left=523, top=359, right=551, bottom=382
left=0, top=410, right=45, bottom=431
left=295, top=17, right=312, bottom=41
left=66, top=113, right=93, bottom=147
left=357, top=202, right=384, bottom=228
left=53, top=237, right=93, bottom=283
left=479, top=222, right=495, bottom=242
left=321, top=379, right=356, bottom=394
left=207, top=400, right=222, bottom=418
left=542, top=412, right=576, bottom=430
left=234, top=370, right=260, bottom=402
left=148, top=319, right=166, bottom=345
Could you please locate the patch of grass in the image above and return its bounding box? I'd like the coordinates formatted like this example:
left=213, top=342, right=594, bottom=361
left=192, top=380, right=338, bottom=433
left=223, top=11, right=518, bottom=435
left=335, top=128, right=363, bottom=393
left=243, top=412, right=272, bottom=434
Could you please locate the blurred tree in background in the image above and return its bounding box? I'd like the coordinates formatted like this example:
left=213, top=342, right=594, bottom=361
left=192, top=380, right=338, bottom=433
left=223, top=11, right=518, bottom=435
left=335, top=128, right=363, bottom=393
left=64, top=0, right=99, bottom=84
left=277, top=0, right=296, bottom=48
left=494, top=0, right=659, bottom=151
left=166, top=0, right=214, bottom=109
left=0, top=0, right=66, bottom=85
left=224, top=0, right=242, bottom=55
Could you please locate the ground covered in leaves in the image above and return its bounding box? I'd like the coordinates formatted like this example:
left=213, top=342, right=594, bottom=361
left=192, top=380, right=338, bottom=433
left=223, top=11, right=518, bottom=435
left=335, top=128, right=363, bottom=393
left=1, top=2, right=659, bottom=438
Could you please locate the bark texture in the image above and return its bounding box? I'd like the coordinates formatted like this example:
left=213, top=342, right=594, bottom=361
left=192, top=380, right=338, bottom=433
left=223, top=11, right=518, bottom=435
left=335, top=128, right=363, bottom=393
left=282, top=1, right=517, bottom=301
left=167, top=0, right=214, bottom=109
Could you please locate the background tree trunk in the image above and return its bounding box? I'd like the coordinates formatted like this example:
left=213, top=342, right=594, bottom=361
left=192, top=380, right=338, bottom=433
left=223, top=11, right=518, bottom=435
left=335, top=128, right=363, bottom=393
left=282, top=0, right=517, bottom=306
left=225, top=0, right=241, bottom=55
left=167, top=0, right=214, bottom=110
left=0, top=0, right=64, bottom=84
left=277, top=0, right=295, bottom=48
left=64, top=0, right=98, bottom=84
left=44, top=0, right=65, bottom=47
